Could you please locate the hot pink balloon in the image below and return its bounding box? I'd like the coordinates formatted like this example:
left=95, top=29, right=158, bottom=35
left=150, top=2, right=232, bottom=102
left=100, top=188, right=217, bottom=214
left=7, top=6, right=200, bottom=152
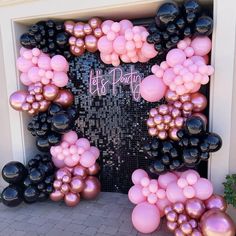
left=50, top=55, right=68, bottom=72
left=193, top=178, right=213, bottom=200
left=166, top=182, right=187, bottom=203
left=80, top=151, right=96, bottom=168
left=132, top=202, right=160, bottom=234
left=52, top=72, right=68, bottom=87
left=158, top=172, right=178, bottom=189
left=140, top=75, right=167, bottom=102
left=63, top=131, right=78, bottom=144
left=166, top=49, right=186, bottom=67
left=191, top=36, right=212, bottom=56
left=128, top=185, right=146, bottom=204
left=132, top=169, right=148, bottom=185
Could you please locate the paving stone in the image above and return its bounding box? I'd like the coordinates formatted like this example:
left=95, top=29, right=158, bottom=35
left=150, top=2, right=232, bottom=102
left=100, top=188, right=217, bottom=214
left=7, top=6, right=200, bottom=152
left=65, top=223, right=86, bottom=232
left=82, top=226, right=97, bottom=235
left=103, top=225, right=118, bottom=235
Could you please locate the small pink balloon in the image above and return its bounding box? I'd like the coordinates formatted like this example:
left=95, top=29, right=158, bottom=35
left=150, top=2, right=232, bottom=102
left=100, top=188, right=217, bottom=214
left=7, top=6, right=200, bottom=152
left=20, top=73, right=32, bottom=86
left=158, top=172, right=178, bottom=189
left=80, top=151, right=96, bottom=168
left=52, top=72, right=68, bottom=87
left=119, top=19, right=133, bottom=34
left=177, top=178, right=188, bottom=188
left=89, top=146, right=100, bottom=159
left=141, top=42, right=158, bottom=59
left=64, top=156, right=78, bottom=167
left=140, top=177, right=150, bottom=187
left=186, top=173, right=198, bottom=185
left=17, top=57, right=33, bottom=73
left=183, top=185, right=196, bottom=198
left=163, top=68, right=176, bottom=85
left=191, top=36, right=212, bottom=56
left=148, top=193, right=158, bottom=204
left=149, top=179, right=158, bottom=193
left=63, top=131, right=78, bottom=144
left=97, top=36, right=113, bottom=54
left=132, top=202, right=160, bottom=234
left=166, top=181, right=187, bottom=203
left=140, top=75, right=167, bottom=102
left=132, top=169, right=148, bottom=185
left=166, top=49, right=186, bottom=67
left=181, top=170, right=200, bottom=179
left=156, top=197, right=171, bottom=217
left=37, top=55, right=51, bottom=70
left=50, top=55, right=68, bottom=72
left=193, top=178, right=213, bottom=200
left=156, top=189, right=166, bottom=199
left=28, top=66, right=41, bottom=82
left=128, top=185, right=146, bottom=204
left=76, top=138, right=90, bottom=150
left=113, top=36, right=126, bottom=54
left=52, top=155, right=65, bottom=168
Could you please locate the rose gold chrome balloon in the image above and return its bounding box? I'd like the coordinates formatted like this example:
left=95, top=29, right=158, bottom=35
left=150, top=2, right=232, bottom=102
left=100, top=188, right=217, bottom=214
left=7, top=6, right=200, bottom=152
left=9, top=91, right=28, bottom=111
left=53, top=180, right=62, bottom=190
left=64, top=192, right=80, bottom=207
left=180, top=94, right=191, bottom=103
left=50, top=190, right=64, bottom=201
left=70, top=176, right=85, bottom=193
left=189, top=219, right=198, bottom=229
left=169, top=128, right=179, bottom=141
left=81, top=176, right=101, bottom=200
left=180, top=222, right=192, bottom=235
left=191, top=229, right=203, bottom=236
left=56, top=168, right=71, bottom=180
left=88, top=17, right=102, bottom=29
left=64, top=20, right=75, bottom=34
left=73, top=22, right=85, bottom=38
left=73, top=165, right=88, bottom=179
left=204, top=194, right=227, bottom=212
left=146, top=118, right=155, bottom=128
left=75, top=38, right=85, bottom=48
left=26, top=94, right=35, bottom=104
left=69, top=36, right=77, bottom=46
left=85, top=35, right=98, bottom=53
left=94, top=28, right=103, bottom=38
left=158, top=104, right=168, bottom=115
left=166, top=211, right=178, bottom=222
left=165, top=90, right=179, bottom=102
left=70, top=45, right=85, bottom=56
left=164, top=206, right=173, bottom=215
left=174, top=228, right=185, bottom=236
left=22, top=103, right=31, bottom=111
left=148, top=127, right=158, bottom=136
left=173, top=202, right=185, bottom=214
left=55, top=89, right=74, bottom=108
left=191, top=93, right=207, bottom=112
left=158, top=131, right=168, bottom=140
left=62, top=175, right=71, bottom=184
left=177, top=214, right=188, bottom=225
left=83, top=23, right=92, bottom=35
left=149, top=108, right=158, bottom=117
left=61, top=183, right=70, bottom=194
left=186, top=198, right=206, bottom=219
left=43, top=84, right=59, bottom=101
left=192, top=113, right=207, bottom=125
left=167, top=221, right=178, bottom=232
left=88, top=162, right=100, bottom=175
left=39, top=100, right=50, bottom=112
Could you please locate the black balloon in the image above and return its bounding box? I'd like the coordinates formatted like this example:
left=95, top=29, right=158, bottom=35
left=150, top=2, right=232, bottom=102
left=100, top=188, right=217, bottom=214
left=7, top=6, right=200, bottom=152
left=51, top=112, right=73, bottom=133
left=195, top=16, right=213, bottom=36
left=29, top=168, right=45, bottom=184
left=1, top=185, right=23, bottom=207
left=23, top=186, right=39, bottom=203
left=185, top=116, right=206, bottom=135
left=204, top=133, right=222, bottom=152
left=2, top=161, right=27, bottom=184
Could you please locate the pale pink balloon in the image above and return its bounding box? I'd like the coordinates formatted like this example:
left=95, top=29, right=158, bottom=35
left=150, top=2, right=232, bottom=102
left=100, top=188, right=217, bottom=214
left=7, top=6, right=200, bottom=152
left=166, top=182, right=187, bottom=203
left=63, top=131, right=78, bottom=144
left=113, top=36, right=126, bottom=54
left=191, top=36, right=212, bottom=56
left=80, top=151, right=96, bottom=168
left=132, top=202, right=160, bottom=234
left=64, top=156, right=78, bottom=167
left=148, top=193, right=158, bottom=204
left=141, top=42, right=158, bottom=59
left=76, top=138, right=91, bottom=150
left=166, top=49, right=186, bottom=67
left=101, top=20, right=114, bottom=33
left=140, top=75, right=167, bottom=102
left=132, top=169, right=148, bottom=185
left=128, top=185, right=146, bottom=204
left=20, top=73, right=32, bottom=86
left=119, top=19, right=133, bottom=34
left=97, top=36, right=113, bottom=54
left=100, top=53, right=112, bottom=64
left=163, top=68, right=175, bottom=85
left=52, top=72, right=68, bottom=87
left=89, top=146, right=100, bottom=159
left=183, top=186, right=196, bottom=198
left=27, top=66, right=41, bottom=82
left=17, top=57, right=33, bottom=72
left=156, top=197, right=171, bottom=217
left=193, top=178, right=213, bottom=200
left=149, top=179, right=158, bottom=193
left=52, top=155, right=65, bottom=168
left=186, top=173, right=198, bottom=185
left=37, top=55, right=51, bottom=70
left=158, top=172, right=177, bottom=189
left=50, top=55, right=68, bottom=72
left=181, top=170, right=200, bottom=179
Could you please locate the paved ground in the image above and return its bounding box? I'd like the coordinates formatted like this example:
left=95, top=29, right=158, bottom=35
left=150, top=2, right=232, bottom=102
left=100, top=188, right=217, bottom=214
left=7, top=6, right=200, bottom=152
left=0, top=192, right=171, bottom=236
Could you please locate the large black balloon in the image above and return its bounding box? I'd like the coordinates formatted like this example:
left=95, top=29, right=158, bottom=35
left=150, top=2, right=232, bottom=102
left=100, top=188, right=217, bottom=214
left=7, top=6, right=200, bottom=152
left=51, top=112, right=73, bottom=133
left=23, top=186, right=39, bottom=203
left=2, top=161, right=27, bottom=184
left=1, top=185, right=23, bottom=207
left=204, top=133, right=222, bottom=152
left=195, top=16, right=213, bottom=36
left=29, top=168, right=45, bottom=184
left=185, top=116, right=206, bottom=135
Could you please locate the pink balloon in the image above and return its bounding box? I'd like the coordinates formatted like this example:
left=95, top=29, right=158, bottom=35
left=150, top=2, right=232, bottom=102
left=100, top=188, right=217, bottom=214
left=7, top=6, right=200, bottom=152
left=140, top=75, right=167, bottom=102
left=166, top=182, right=187, bottom=203
left=119, top=19, right=133, bottom=34
left=156, top=197, right=171, bottom=217
left=76, top=138, right=90, bottom=150
left=20, top=73, right=32, bottom=86
left=89, top=146, right=100, bottom=159
left=191, top=36, right=212, bottom=56
left=52, top=155, right=65, bottom=168
left=63, top=131, right=78, bottom=144
left=37, top=55, right=51, bottom=70
left=183, top=186, right=196, bottom=199
left=132, top=202, right=160, bottom=234
left=193, top=178, right=213, bottom=200
left=141, top=42, right=158, bottom=59
left=64, top=156, right=78, bottom=167
left=158, top=172, right=178, bottom=189
left=17, top=57, right=33, bottom=72
left=50, top=55, right=68, bottom=72
left=128, top=185, right=146, bottom=204
left=52, top=72, right=68, bottom=87
left=166, top=49, right=186, bottom=67
left=97, top=36, right=113, bottom=54
left=28, top=66, right=41, bottom=82
left=80, top=151, right=96, bottom=168
left=163, top=68, right=175, bottom=85
left=132, top=169, right=148, bottom=185
left=113, top=36, right=126, bottom=54
left=181, top=170, right=200, bottom=179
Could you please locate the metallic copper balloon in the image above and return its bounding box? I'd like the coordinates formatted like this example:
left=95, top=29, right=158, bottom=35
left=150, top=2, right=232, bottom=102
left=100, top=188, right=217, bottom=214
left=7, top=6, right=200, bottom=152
left=22, top=103, right=31, bottom=111
left=73, top=165, right=88, bottom=179
left=81, top=176, right=101, bottom=200
left=54, top=89, right=74, bottom=108
left=70, top=176, right=85, bottom=193
left=191, top=229, right=203, bottom=236
left=149, top=108, right=158, bottom=117
left=88, top=17, right=102, bottom=29
left=169, top=128, right=178, bottom=140
left=70, top=45, right=85, bottom=56
left=173, top=202, right=185, bottom=214
left=147, top=118, right=155, bottom=127
left=148, top=127, right=158, bottom=136
left=75, top=38, right=85, bottom=48
left=204, top=194, right=227, bottom=212
left=174, top=228, right=185, bottom=236
left=164, top=206, right=173, bottom=215
left=166, top=211, right=178, bottom=222
left=88, top=163, right=100, bottom=175
left=43, top=84, right=59, bottom=101
left=83, top=23, right=92, bottom=35
left=62, top=175, right=71, bottom=184
left=73, top=22, right=85, bottom=38
left=189, top=219, right=198, bottom=229
left=39, top=100, right=50, bottom=112
left=166, top=89, right=179, bottom=102
left=53, top=180, right=62, bottom=190
left=94, top=28, right=103, bottom=38
left=64, top=20, right=75, bottom=34
left=186, top=198, right=206, bottom=219
left=32, top=102, right=40, bottom=110
left=85, top=35, right=97, bottom=53
left=191, top=93, right=207, bottom=112
left=200, top=209, right=236, bottom=236
left=177, top=214, right=188, bottom=225
left=180, top=222, right=192, bottom=235
left=69, top=36, right=76, bottom=46
left=9, top=91, right=27, bottom=111
left=61, top=183, right=70, bottom=194
left=167, top=221, right=178, bottom=232
left=192, top=113, right=207, bottom=125
left=26, top=94, right=35, bottom=104
left=56, top=168, right=71, bottom=180
left=50, top=190, right=64, bottom=201
left=64, top=192, right=80, bottom=207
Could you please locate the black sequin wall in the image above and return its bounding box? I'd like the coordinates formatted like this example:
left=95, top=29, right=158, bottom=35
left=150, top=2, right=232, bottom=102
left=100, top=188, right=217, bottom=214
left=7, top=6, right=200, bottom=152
left=66, top=19, right=209, bottom=193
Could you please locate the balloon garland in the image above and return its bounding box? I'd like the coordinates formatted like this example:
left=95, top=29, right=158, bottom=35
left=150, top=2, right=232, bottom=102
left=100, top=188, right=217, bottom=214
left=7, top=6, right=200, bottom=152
left=2, top=0, right=235, bottom=235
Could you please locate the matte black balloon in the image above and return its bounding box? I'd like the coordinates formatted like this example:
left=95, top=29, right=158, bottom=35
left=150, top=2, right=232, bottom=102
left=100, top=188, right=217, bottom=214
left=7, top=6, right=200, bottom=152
left=2, top=161, right=27, bottom=184
left=155, top=2, right=180, bottom=26
left=51, top=112, right=73, bottom=133
left=29, top=168, right=45, bottom=184
left=27, top=159, right=39, bottom=168
left=204, top=133, right=222, bottom=152
left=23, top=186, right=39, bottom=203
left=195, top=16, right=213, bottom=36
left=185, top=116, right=206, bottom=135
left=1, top=185, right=23, bottom=207
left=200, top=152, right=209, bottom=161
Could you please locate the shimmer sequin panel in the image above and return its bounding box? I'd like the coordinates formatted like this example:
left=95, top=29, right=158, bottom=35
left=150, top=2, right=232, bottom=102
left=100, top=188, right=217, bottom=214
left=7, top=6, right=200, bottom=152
left=67, top=51, right=161, bottom=193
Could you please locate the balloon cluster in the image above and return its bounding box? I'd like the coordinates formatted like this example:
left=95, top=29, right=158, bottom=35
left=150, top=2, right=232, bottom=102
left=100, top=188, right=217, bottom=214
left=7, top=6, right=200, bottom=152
left=146, top=116, right=222, bottom=175
left=50, top=165, right=101, bottom=207
left=97, top=20, right=157, bottom=66
left=64, top=18, right=103, bottom=56
left=128, top=169, right=235, bottom=235
left=1, top=154, right=55, bottom=207
left=20, top=20, right=71, bottom=59
left=147, top=92, right=207, bottom=140
left=28, top=103, right=78, bottom=152
left=147, top=0, right=213, bottom=56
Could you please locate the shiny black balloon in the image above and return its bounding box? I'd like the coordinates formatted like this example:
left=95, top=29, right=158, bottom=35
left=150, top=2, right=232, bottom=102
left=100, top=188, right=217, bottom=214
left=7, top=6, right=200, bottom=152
left=195, top=16, right=213, bottom=36
left=153, top=160, right=166, bottom=174
left=56, top=32, right=69, bottom=48
left=20, top=33, right=35, bottom=49
left=44, top=175, right=54, bottom=185
left=47, top=133, right=61, bottom=145
left=38, top=162, right=54, bottom=175
left=1, top=185, right=23, bottom=207
left=185, top=116, right=206, bottom=135
left=38, top=192, right=48, bottom=202
left=184, top=0, right=201, bottom=14
left=204, top=133, right=222, bottom=152
left=182, top=148, right=199, bottom=167
left=2, top=161, right=27, bottom=184
left=36, top=137, right=50, bottom=152
left=23, top=186, right=39, bottom=203
left=29, top=168, right=45, bottom=184
left=200, top=152, right=209, bottom=161
left=155, top=2, right=180, bottom=27
left=23, top=176, right=32, bottom=188
left=66, top=107, right=79, bottom=120
left=51, top=112, right=73, bottom=133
